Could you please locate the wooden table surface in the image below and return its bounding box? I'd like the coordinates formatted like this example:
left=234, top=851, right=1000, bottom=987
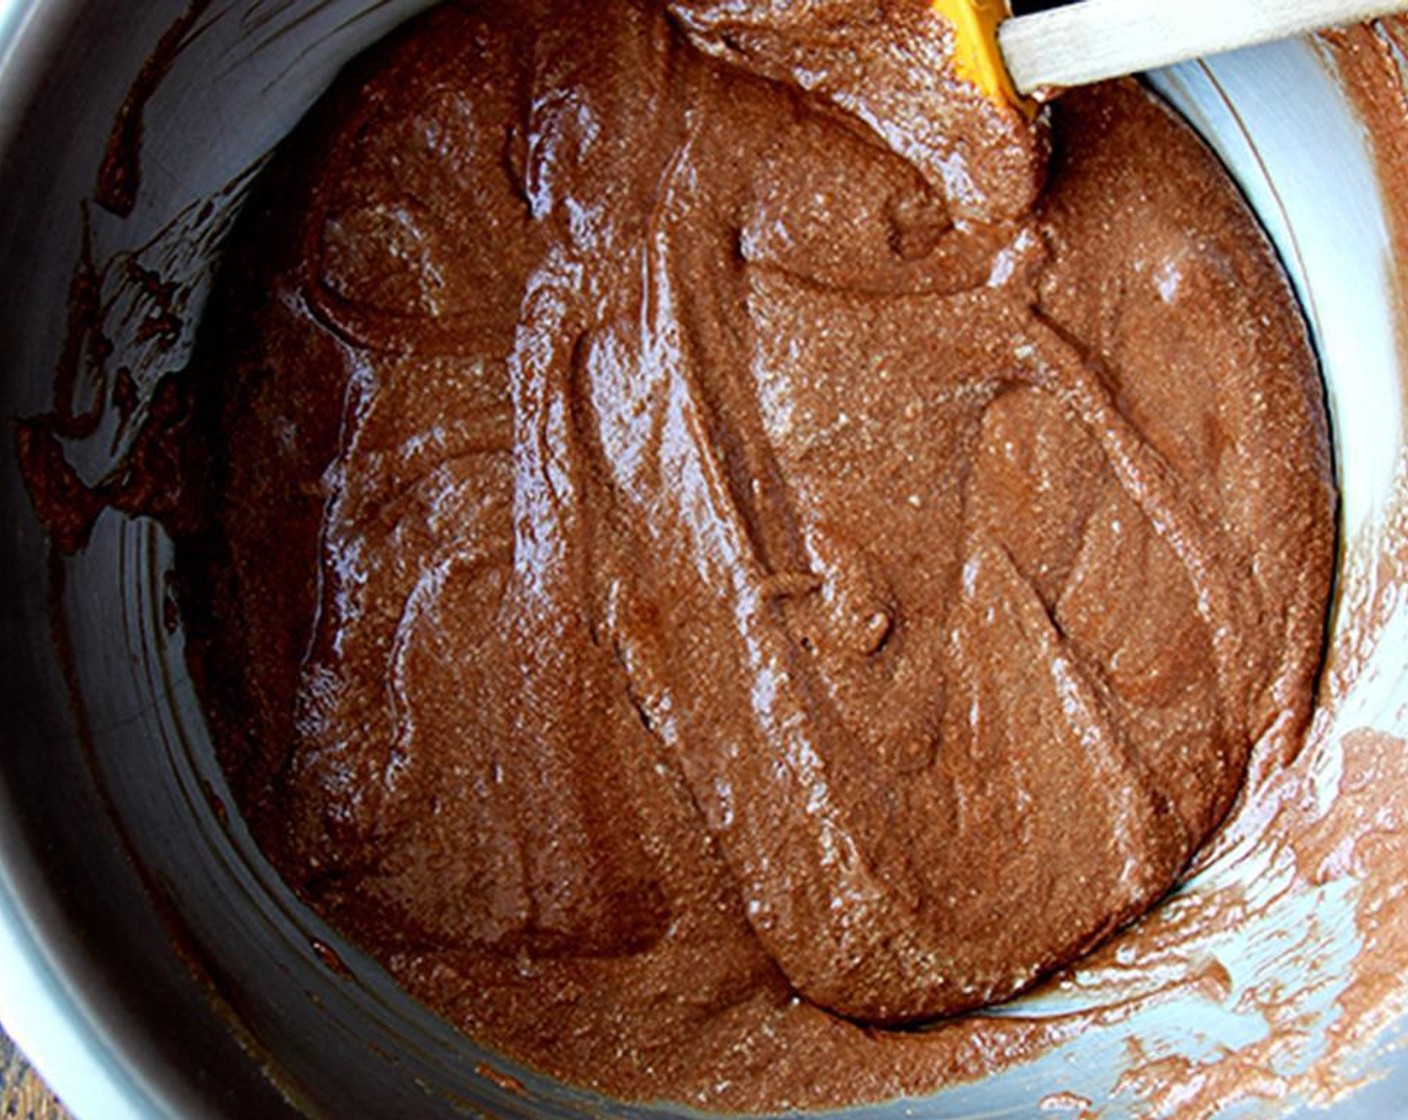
left=0, top=1030, right=72, bottom=1120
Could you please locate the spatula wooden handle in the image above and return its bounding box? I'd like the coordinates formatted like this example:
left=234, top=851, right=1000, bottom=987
left=999, top=0, right=1408, bottom=95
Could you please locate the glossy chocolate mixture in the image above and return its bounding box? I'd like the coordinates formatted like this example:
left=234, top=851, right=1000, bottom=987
left=155, top=0, right=1332, bottom=1108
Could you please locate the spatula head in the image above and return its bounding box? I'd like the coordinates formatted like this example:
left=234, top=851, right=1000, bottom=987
left=932, top=0, right=1033, bottom=112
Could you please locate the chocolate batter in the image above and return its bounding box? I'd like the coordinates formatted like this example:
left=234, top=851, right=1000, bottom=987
left=58, top=0, right=1334, bottom=1108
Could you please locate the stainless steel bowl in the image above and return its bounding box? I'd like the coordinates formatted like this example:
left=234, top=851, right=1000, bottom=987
left=1, top=3, right=1406, bottom=1117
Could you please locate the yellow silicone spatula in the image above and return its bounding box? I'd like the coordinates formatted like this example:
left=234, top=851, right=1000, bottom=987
left=935, top=0, right=1408, bottom=107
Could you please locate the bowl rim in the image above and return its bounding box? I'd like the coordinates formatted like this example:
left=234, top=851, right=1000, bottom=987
left=0, top=1, right=172, bottom=1114
left=0, top=858, right=166, bottom=1120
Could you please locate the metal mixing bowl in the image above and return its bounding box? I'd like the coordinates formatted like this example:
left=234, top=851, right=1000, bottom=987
left=1, top=2, right=1406, bottom=1117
